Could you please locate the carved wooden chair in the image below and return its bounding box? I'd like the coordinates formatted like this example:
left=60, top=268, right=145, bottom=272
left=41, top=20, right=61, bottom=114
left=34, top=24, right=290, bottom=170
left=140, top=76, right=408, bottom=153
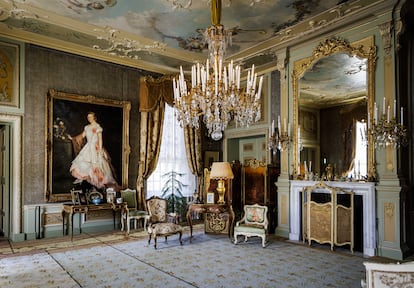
left=234, top=204, right=268, bottom=247
left=361, top=261, right=414, bottom=288
left=146, top=196, right=183, bottom=249
left=120, top=189, right=149, bottom=234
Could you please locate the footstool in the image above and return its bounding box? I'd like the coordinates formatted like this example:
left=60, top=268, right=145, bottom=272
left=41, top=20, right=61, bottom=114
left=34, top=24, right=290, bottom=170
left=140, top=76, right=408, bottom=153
left=148, top=222, right=183, bottom=249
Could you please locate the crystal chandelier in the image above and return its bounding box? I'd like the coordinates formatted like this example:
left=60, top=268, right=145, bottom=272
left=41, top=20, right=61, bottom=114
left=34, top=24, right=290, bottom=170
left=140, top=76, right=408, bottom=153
left=173, top=0, right=263, bottom=140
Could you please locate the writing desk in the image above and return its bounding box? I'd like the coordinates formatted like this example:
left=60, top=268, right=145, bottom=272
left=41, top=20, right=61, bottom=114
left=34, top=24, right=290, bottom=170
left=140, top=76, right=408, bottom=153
left=186, top=203, right=235, bottom=242
left=62, top=202, right=126, bottom=239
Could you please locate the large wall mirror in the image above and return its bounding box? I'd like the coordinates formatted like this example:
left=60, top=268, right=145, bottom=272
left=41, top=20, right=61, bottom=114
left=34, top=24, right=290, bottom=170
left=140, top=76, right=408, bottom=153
left=292, top=37, right=376, bottom=181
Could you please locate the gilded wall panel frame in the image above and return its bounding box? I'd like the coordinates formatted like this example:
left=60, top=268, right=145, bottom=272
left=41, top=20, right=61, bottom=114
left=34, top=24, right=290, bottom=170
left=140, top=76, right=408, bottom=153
left=45, top=89, right=131, bottom=202
left=0, top=40, right=20, bottom=109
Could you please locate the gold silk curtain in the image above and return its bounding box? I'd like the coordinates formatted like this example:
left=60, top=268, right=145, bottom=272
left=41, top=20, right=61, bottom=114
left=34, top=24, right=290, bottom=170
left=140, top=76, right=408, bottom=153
left=137, top=76, right=173, bottom=209
left=137, top=75, right=203, bottom=209
left=184, top=126, right=204, bottom=201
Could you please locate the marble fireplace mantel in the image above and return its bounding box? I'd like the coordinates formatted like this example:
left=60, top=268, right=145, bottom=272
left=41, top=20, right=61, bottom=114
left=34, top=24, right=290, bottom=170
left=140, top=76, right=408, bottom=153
left=289, top=180, right=376, bottom=256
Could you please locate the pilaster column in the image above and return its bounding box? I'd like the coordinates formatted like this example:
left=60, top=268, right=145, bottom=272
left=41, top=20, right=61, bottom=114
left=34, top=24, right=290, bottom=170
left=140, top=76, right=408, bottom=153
left=274, top=49, right=290, bottom=238
left=376, top=20, right=407, bottom=260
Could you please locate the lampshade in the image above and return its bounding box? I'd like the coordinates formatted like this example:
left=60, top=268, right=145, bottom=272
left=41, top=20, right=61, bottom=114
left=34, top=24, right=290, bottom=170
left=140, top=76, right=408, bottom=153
left=210, top=162, right=234, bottom=179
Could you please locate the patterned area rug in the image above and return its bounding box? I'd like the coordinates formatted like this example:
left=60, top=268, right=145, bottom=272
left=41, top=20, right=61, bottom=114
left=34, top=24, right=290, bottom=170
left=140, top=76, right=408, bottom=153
left=0, top=228, right=369, bottom=288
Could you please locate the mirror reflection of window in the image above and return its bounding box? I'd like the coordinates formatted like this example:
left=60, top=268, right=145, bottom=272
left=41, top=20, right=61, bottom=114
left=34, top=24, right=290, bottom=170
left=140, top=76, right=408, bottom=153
left=347, top=120, right=367, bottom=179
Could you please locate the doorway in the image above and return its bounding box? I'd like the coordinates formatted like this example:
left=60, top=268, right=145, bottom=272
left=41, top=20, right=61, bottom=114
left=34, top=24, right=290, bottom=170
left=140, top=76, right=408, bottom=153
left=0, top=124, right=10, bottom=238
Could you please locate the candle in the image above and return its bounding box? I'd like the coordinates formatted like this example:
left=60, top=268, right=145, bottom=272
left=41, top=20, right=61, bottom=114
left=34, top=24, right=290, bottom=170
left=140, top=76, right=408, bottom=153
left=309, top=161, right=312, bottom=172
left=219, top=59, right=222, bottom=81
left=288, top=123, right=291, bottom=137
left=284, top=118, right=287, bottom=134
left=206, top=59, right=209, bottom=81
left=387, top=105, right=390, bottom=122
left=394, top=99, right=396, bottom=118
left=257, top=76, right=263, bottom=98
left=383, top=97, right=386, bottom=115
left=401, top=107, right=404, bottom=125
left=298, top=125, right=301, bottom=140
left=374, top=102, right=378, bottom=124
left=277, top=116, right=281, bottom=132
left=197, top=63, right=200, bottom=85
left=271, top=120, right=275, bottom=136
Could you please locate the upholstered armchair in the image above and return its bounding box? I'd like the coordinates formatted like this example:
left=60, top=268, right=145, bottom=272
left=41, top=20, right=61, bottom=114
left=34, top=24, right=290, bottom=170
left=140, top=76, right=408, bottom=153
left=361, top=261, right=414, bottom=288
left=120, top=189, right=149, bottom=234
left=146, top=196, right=183, bottom=249
left=234, top=204, right=268, bottom=248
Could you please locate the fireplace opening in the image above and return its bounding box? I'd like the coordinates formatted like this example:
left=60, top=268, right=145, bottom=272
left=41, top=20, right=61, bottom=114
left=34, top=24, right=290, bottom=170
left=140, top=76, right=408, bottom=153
left=300, top=192, right=363, bottom=252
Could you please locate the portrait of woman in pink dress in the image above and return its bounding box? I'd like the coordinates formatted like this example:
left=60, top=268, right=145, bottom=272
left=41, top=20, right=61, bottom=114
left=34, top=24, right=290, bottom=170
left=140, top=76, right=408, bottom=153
left=70, top=112, right=118, bottom=189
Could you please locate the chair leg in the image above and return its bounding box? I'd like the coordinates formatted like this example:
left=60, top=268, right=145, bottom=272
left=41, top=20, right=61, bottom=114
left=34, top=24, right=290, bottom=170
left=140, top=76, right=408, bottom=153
left=234, top=234, right=238, bottom=245
left=127, top=217, right=130, bottom=234
left=120, top=214, right=125, bottom=231
left=179, top=231, right=183, bottom=245
left=143, top=217, right=148, bottom=232
left=262, top=236, right=266, bottom=248
left=154, top=235, right=158, bottom=249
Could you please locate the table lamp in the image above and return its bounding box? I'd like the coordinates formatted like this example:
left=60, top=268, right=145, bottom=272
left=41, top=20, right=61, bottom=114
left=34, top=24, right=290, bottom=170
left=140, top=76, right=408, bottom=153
left=209, top=162, right=234, bottom=204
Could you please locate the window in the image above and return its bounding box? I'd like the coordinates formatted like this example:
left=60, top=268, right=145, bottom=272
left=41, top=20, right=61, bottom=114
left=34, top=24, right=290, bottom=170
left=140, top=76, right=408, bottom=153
left=146, top=105, right=196, bottom=199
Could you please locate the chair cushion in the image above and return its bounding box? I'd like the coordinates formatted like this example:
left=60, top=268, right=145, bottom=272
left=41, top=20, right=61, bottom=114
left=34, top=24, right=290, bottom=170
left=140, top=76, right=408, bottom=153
left=245, top=207, right=266, bottom=224
left=148, top=223, right=182, bottom=236
left=129, top=210, right=148, bottom=217
left=234, top=225, right=266, bottom=235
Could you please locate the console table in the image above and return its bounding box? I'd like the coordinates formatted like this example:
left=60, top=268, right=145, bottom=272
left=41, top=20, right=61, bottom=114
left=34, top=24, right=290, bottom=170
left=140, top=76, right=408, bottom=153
left=62, top=202, right=126, bottom=239
left=186, top=203, right=235, bottom=242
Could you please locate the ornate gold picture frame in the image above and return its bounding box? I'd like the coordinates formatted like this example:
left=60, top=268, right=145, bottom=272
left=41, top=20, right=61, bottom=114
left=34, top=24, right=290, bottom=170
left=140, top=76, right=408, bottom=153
left=0, top=40, right=20, bottom=109
left=45, top=89, right=131, bottom=202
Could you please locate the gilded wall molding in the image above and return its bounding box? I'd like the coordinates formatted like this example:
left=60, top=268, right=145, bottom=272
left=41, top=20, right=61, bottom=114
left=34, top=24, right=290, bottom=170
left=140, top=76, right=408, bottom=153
left=379, top=21, right=393, bottom=57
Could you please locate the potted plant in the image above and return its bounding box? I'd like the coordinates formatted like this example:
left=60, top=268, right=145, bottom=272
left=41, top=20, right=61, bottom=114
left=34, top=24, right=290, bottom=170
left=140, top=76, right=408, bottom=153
left=161, top=171, right=188, bottom=221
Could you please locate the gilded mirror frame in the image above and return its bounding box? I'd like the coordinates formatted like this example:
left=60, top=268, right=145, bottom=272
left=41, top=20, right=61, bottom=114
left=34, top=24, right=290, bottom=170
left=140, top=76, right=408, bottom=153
left=292, top=37, right=377, bottom=180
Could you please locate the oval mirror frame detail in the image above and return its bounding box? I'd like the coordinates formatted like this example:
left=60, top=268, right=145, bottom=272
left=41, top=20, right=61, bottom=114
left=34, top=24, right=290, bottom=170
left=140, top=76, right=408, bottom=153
left=292, top=37, right=377, bottom=181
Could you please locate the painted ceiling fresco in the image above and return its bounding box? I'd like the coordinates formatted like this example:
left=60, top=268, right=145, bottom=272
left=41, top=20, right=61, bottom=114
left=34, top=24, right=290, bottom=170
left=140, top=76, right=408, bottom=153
left=300, top=53, right=367, bottom=108
left=0, top=0, right=379, bottom=104
left=10, top=0, right=344, bottom=56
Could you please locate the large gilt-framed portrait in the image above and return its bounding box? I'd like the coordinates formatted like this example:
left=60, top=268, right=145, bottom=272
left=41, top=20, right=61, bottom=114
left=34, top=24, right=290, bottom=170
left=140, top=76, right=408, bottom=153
left=46, top=89, right=131, bottom=202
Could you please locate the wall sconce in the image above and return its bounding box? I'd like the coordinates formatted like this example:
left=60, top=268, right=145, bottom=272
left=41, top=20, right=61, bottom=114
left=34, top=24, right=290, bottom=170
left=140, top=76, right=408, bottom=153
left=369, top=99, right=408, bottom=148
left=209, top=162, right=234, bottom=205
left=268, top=116, right=292, bottom=152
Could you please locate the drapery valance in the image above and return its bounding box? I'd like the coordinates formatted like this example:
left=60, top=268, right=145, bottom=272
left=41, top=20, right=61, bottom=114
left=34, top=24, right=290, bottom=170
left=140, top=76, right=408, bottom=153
left=139, top=75, right=174, bottom=111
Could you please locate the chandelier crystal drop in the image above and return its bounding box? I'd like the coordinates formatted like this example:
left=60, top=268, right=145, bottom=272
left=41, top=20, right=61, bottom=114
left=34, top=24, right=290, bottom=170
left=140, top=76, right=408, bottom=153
left=173, top=0, right=263, bottom=140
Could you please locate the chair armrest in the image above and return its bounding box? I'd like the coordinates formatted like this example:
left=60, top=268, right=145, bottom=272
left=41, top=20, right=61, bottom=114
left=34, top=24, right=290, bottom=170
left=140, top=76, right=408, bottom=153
left=235, top=218, right=246, bottom=226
